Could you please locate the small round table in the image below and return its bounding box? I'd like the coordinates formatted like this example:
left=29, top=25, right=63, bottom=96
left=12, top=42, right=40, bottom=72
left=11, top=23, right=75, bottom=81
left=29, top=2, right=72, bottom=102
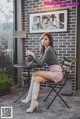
left=13, top=63, right=42, bottom=103
left=14, top=63, right=31, bottom=85
left=13, top=63, right=32, bottom=103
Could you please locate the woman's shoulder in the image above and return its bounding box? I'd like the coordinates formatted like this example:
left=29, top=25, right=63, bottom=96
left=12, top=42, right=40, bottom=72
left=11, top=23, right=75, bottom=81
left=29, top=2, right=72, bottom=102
left=47, top=45, right=53, bottom=51
left=44, top=46, right=53, bottom=53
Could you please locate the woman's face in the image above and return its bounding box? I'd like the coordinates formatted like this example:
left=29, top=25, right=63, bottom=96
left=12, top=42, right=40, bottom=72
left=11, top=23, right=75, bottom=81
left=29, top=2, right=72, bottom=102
left=41, top=35, right=50, bottom=47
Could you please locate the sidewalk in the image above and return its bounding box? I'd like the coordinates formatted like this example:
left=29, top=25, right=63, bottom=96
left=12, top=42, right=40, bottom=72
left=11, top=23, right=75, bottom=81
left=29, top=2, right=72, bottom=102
left=0, top=86, right=80, bottom=119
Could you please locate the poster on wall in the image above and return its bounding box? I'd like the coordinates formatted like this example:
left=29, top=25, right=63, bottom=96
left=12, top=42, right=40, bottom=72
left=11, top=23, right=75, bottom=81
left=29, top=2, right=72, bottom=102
left=29, top=10, right=68, bottom=33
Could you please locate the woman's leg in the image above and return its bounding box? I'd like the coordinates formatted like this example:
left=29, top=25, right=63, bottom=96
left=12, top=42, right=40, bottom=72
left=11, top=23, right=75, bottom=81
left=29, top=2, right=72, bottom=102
left=21, top=76, right=35, bottom=103
left=22, top=70, right=49, bottom=104
left=33, top=70, right=53, bottom=81
left=26, top=76, right=48, bottom=113
left=33, top=70, right=62, bottom=83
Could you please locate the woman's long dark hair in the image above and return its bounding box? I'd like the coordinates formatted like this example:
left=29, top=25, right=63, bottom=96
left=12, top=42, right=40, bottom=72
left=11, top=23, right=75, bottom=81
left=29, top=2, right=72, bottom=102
left=39, top=32, right=54, bottom=54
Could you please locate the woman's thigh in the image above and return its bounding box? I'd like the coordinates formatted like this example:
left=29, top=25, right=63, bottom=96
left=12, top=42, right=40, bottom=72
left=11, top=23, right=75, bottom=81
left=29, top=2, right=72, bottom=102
left=33, top=71, right=52, bottom=81
left=34, top=76, right=48, bottom=83
left=33, top=71, right=62, bottom=83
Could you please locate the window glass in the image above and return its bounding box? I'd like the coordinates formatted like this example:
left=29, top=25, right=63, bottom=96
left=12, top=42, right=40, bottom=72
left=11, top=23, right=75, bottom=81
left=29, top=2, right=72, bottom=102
left=0, top=0, right=13, bottom=76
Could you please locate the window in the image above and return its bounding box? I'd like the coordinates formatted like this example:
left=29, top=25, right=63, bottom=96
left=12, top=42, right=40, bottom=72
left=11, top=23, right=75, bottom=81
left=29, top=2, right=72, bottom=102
left=0, top=0, right=13, bottom=76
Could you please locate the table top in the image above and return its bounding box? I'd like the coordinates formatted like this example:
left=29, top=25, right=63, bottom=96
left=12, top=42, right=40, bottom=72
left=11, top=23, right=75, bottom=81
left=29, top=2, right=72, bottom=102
left=13, top=63, right=43, bottom=69
left=14, top=63, right=30, bottom=68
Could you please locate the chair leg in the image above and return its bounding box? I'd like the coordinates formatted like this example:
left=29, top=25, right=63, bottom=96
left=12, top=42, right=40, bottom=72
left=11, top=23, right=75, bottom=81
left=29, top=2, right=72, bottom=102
left=44, top=88, right=53, bottom=101
left=47, top=87, right=70, bottom=109
left=44, top=84, right=57, bottom=102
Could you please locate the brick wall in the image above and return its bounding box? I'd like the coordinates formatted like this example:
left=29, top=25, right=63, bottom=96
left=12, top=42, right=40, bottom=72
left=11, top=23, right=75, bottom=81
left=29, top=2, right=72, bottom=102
left=21, top=0, right=77, bottom=92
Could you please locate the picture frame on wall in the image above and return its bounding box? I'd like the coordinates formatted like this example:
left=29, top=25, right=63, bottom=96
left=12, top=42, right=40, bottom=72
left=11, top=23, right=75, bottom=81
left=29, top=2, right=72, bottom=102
left=29, top=10, right=68, bottom=33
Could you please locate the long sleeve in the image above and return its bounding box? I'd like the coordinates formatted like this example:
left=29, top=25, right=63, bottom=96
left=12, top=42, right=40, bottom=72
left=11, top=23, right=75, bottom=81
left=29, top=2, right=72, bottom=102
left=34, top=47, right=50, bottom=66
left=34, top=46, right=58, bottom=66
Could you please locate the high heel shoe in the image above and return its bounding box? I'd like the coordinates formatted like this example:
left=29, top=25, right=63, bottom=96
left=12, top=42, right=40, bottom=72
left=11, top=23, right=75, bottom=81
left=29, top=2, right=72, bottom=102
left=21, top=96, right=31, bottom=104
left=26, top=100, right=38, bottom=113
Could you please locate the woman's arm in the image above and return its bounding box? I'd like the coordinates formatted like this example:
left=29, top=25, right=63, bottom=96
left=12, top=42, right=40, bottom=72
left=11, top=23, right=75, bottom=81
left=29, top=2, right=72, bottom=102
left=26, top=47, right=50, bottom=66
left=34, top=48, right=50, bottom=66
left=26, top=50, right=35, bottom=59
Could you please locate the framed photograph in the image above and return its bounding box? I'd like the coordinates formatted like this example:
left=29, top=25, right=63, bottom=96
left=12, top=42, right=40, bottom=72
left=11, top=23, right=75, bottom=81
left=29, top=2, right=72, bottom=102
left=29, top=10, right=68, bottom=33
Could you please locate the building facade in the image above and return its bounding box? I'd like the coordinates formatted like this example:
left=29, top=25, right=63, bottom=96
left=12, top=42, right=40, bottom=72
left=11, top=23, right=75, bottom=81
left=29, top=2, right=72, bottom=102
left=13, top=0, right=80, bottom=92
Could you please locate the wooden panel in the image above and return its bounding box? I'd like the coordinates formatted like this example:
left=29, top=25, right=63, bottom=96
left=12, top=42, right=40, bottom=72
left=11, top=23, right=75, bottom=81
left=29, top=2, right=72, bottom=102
left=13, top=31, right=27, bottom=38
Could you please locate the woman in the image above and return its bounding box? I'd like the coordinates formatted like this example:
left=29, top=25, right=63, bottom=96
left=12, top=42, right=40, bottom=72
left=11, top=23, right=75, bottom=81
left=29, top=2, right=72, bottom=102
left=22, top=33, right=62, bottom=113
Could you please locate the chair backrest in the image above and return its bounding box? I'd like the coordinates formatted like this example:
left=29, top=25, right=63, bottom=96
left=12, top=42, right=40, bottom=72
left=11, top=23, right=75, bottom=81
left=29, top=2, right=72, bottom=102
left=61, top=57, right=72, bottom=79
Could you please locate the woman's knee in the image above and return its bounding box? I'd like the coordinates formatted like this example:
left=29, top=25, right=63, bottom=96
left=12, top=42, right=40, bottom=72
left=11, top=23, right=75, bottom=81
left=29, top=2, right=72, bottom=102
left=31, top=74, right=39, bottom=83
left=34, top=76, right=40, bottom=83
left=32, top=72, right=37, bottom=77
left=32, top=71, right=40, bottom=77
left=34, top=76, right=47, bottom=83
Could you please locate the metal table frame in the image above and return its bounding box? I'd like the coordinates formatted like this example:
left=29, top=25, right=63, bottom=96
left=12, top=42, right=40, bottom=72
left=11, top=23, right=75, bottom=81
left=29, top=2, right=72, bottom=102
left=13, top=63, right=32, bottom=103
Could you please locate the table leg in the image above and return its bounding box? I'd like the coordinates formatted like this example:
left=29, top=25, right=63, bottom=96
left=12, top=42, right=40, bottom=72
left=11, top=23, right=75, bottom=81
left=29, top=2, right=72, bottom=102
left=14, top=69, right=31, bottom=103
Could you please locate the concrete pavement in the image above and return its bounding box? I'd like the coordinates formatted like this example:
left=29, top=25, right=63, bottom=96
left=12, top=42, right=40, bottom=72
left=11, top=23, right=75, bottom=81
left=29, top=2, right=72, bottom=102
left=0, top=86, right=80, bottom=119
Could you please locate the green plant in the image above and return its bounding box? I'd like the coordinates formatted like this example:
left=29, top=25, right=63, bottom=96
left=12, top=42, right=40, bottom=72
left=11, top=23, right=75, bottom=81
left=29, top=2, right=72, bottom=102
left=63, top=57, right=78, bottom=63
left=0, top=51, right=13, bottom=77
left=0, top=74, right=13, bottom=91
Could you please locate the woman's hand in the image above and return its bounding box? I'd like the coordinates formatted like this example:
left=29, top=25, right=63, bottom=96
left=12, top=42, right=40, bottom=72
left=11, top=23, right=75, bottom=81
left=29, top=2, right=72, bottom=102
left=26, top=50, right=31, bottom=55
left=26, top=50, right=35, bottom=58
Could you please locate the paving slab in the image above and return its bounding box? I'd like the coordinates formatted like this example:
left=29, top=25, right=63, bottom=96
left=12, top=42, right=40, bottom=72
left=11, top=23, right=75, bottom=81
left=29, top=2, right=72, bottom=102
left=0, top=86, right=80, bottom=119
